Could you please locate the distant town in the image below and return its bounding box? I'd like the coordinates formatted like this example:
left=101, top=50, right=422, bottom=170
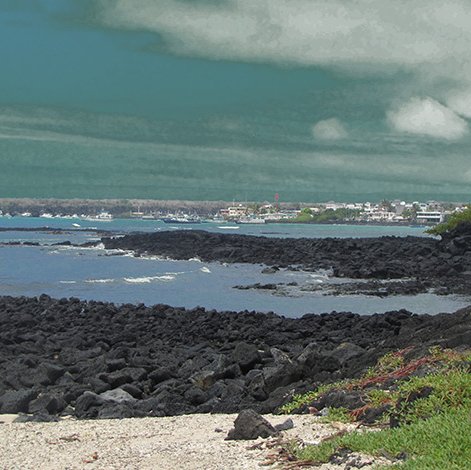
left=0, top=197, right=468, bottom=226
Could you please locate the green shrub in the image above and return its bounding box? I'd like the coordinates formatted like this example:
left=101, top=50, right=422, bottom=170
left=296, top=409, right=471, bottom=469
left=426, top=206, right=471, bottom=235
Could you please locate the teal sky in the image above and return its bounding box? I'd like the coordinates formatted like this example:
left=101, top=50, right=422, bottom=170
left=1, top=0, right=471, bottom=202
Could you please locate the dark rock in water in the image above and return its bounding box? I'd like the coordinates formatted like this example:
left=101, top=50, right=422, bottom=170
left=226, top=409, right=278, bottom=440
left=99, top=225, right=471, bottom=295
left=0, top=389, right=37, bottom=414
left=261, top=267, right=279, bottom=274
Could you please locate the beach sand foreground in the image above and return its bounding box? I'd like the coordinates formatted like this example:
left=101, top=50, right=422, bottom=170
left=0, top=413, right=385, bottom=469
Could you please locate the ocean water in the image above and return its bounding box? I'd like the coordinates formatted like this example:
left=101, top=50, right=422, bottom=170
left=0, top=216, right=432, bottom=239
left=1, top=216, right=468, bottom=317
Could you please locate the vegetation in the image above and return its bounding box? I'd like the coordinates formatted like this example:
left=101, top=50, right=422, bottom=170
left=426, top=205, right=471, bottom=235
left=289, top=208, right=361, bottom=224
left=280, top=347, right=471, bottom=469
left=296, top=409, right=471, bottom=469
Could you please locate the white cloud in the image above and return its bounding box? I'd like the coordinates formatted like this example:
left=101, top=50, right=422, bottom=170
left=96, top=0, right=471, bottom=82
left=446, top=90, right=471, bottom=119
left=312, top=118, right=347, bottom=140
left=387, top=97, right=468, bottom=140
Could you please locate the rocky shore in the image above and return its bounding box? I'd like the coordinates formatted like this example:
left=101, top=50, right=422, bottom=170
left=101, top=223, right=471, bottom=295
left=1, top=295, right=470, bottom=421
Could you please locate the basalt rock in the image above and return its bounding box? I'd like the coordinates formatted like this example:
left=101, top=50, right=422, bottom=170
left=226, top=409, right=278, bottom=440
left=0, top=295, right=470, bottom=419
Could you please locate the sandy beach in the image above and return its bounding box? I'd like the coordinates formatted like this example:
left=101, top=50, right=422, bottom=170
left=0, top=413, right=382, bottom=470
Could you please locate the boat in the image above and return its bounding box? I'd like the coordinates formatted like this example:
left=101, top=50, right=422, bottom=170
left=82, top=211, right=113, bottom=222
left=161, top=215, right=201, bottom=224
left=236, top=216, right=266, bottom=224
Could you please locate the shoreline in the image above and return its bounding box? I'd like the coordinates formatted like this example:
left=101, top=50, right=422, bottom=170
left=100, top=226, right=471, bottom=295
left=0, top=215, right=433, bottom=229
left=0, top=197, right=453, bottom=227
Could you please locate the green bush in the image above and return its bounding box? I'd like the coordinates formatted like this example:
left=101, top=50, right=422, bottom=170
left=296, top=409, right=471, bottom=469
left=426, top=206, right=471, bottom=236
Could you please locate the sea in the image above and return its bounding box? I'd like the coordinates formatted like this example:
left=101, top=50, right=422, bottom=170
left=1, top=216, right=470, bottom=318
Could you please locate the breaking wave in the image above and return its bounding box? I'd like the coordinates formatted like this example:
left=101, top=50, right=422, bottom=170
left=85, top=278, right=115, bottom=284
left=123, top=275, right=176, bottom=284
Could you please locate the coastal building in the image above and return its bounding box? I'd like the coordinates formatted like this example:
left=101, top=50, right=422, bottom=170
left=220, top=204, right=248, bottom=220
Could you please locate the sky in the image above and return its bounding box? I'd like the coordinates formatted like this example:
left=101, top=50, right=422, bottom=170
left=1, top=0, right=471, bottom=202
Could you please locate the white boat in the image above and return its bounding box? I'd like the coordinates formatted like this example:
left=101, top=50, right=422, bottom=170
left=162, top=215, right=201, bottom=224
left=82, top=211, right=113, bottom=222
left=218, top=225, right=240, bottom=230
left=237, top=216, right=266, bottom=224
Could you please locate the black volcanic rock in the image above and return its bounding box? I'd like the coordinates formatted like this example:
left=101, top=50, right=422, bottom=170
left=226, top=409, right=278, bottom=440
left=99, top=227, right=471, bottom=294
left=0, top=295, right=470, bottom=419
left=0, top=389, right=38, bottom=414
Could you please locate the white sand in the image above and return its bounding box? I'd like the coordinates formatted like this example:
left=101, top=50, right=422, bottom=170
left=0, top=414, right=383, bottom=470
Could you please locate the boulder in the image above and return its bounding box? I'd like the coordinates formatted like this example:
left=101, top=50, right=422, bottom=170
left=232, top=342, right=262, bottom=374
left=328, top=343, right=365, bottom=365
left=226, top=409, right=278, bottom=440
left=245, top=370, right=267, bottom=401
left=74, top=391, right=106, bottom=418
left=28, top=393, right=66, bottom=415
left=99, top=388, right=137, bottom=404
left=97, top=403, right=136, bottom=419
left=0, top=389, right=37, bottom=413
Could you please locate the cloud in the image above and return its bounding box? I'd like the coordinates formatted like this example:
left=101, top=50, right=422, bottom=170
left=387, top=97, right=469, bottom=140
left=95, top=0, right=471, bottom=82
left=446, top=90, right=471, bottom=119
left=312, top=118, right=347, bottom=140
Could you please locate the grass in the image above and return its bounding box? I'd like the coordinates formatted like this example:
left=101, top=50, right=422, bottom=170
left=281, top=347, right=471, bottom=468
left=393, top=370, right=471, bottom=425
left=319, top=406, right=354, bottom=424
left=296, top=409, right=471, bottom=469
